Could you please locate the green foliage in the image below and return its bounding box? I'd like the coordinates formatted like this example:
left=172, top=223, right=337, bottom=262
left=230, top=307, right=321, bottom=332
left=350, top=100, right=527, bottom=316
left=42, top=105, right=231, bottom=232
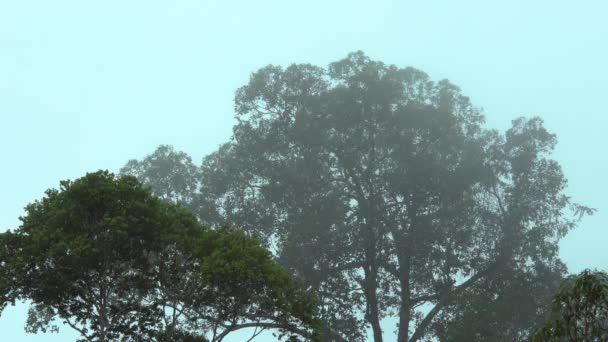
left=122, top=52, right=591, bottom=341
left=156, top=328, right=208, bottom=342
left=533, top=270, right=608, bottom=341
left=19, top=174, right=134, bottom=337
left=0, top=231, right=23, bottom=311
left=190, top=227, right=322, bottom=341
left=1, top=171, right=197, bottom=341
left=0, top=170, right=320, bottom=341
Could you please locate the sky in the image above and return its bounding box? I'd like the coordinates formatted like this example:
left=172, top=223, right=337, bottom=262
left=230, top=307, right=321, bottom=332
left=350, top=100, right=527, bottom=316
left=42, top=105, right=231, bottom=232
left=0, top=1, right=606, bottom=340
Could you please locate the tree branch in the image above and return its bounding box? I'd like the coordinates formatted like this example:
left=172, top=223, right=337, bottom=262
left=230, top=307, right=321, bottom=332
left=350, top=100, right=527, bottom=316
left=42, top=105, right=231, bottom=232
left=409, top=261, right=502, bottom=341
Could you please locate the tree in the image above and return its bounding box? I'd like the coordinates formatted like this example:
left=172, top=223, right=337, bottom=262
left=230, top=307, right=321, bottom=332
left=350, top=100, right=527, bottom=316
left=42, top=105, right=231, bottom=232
left=120, top=145, right=201, bottom=213
left=0, top=170, right=321, bottom=341
left=118, top=145, right=228, bottom=234
left=123, top=52, right=592, bottom=341
left=148, top=225, right=322, bottom=342
left=432, top=260, right=566, bottom=341
left=533, top=270, right=608, bottom=341
left=2, top=170, right=187, bottom=341
left=193, top=52, right=592, bottom=341
left=182, top=227, right=321, bottom=342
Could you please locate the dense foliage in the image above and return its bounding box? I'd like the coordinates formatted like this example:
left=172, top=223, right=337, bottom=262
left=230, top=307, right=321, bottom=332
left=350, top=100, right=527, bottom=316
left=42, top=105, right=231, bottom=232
left=0, top=171, right=320, bottom=341
left=432, top=261, right=566, bottom=341
left=122, top=52, right=593, bottom=341
left=1, top=52, right=591, bottom=341
left=534, top=270, right=608, bottom=341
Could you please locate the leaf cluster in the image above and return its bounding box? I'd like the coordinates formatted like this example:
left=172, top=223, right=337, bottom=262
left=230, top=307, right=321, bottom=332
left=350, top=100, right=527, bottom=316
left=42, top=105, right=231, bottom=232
left=0, top=170, right=320, bottom=341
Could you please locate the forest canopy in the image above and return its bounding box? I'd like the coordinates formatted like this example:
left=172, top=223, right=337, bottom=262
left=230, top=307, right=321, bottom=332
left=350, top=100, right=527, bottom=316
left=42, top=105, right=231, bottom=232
left=0, top=52, right=597, bottom=342
left=120, top=52, right=595, bottom=341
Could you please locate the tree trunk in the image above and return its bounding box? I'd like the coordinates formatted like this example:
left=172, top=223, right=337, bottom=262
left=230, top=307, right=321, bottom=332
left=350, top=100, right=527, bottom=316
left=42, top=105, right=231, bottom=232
left=363, top=206, right=383, bottom=342
left=397, top=251, right=411, bottom=342
left=364, top=264, right=383, bottom=342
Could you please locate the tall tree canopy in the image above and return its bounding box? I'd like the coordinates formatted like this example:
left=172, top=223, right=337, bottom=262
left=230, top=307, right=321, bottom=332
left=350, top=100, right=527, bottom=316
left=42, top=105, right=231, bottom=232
left=123, top=52, right=592, bottom=341
left=0, top=171, right=321, bottom=342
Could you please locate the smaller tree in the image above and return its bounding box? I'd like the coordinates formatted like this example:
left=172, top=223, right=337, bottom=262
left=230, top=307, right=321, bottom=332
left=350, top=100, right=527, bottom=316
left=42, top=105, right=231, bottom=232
left=0, top=170, right=321, bottom=341
left=1, top=170, right=194, bottom=341
left=534, top=269, right=608, bottom=341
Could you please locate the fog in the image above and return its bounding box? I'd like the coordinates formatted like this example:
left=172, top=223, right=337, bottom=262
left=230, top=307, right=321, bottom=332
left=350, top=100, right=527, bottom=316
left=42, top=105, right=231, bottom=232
left=1, top=1, right=606, bottom=341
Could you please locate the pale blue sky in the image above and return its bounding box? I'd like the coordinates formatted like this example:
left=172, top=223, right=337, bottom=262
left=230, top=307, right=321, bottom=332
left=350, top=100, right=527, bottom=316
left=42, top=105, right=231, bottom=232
left=1, top=1, right=606, bottom=340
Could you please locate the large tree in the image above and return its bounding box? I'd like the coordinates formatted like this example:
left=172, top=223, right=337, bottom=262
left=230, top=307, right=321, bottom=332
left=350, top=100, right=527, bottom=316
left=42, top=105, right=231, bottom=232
left=123, top=52, right=592, bottom=341
left=0, top=171, right=320, bottom=341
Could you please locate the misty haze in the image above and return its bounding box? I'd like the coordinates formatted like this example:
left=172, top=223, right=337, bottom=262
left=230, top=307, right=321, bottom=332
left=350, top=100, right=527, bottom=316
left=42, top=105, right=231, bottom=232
left=1, top=1, right=607, bottom=341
